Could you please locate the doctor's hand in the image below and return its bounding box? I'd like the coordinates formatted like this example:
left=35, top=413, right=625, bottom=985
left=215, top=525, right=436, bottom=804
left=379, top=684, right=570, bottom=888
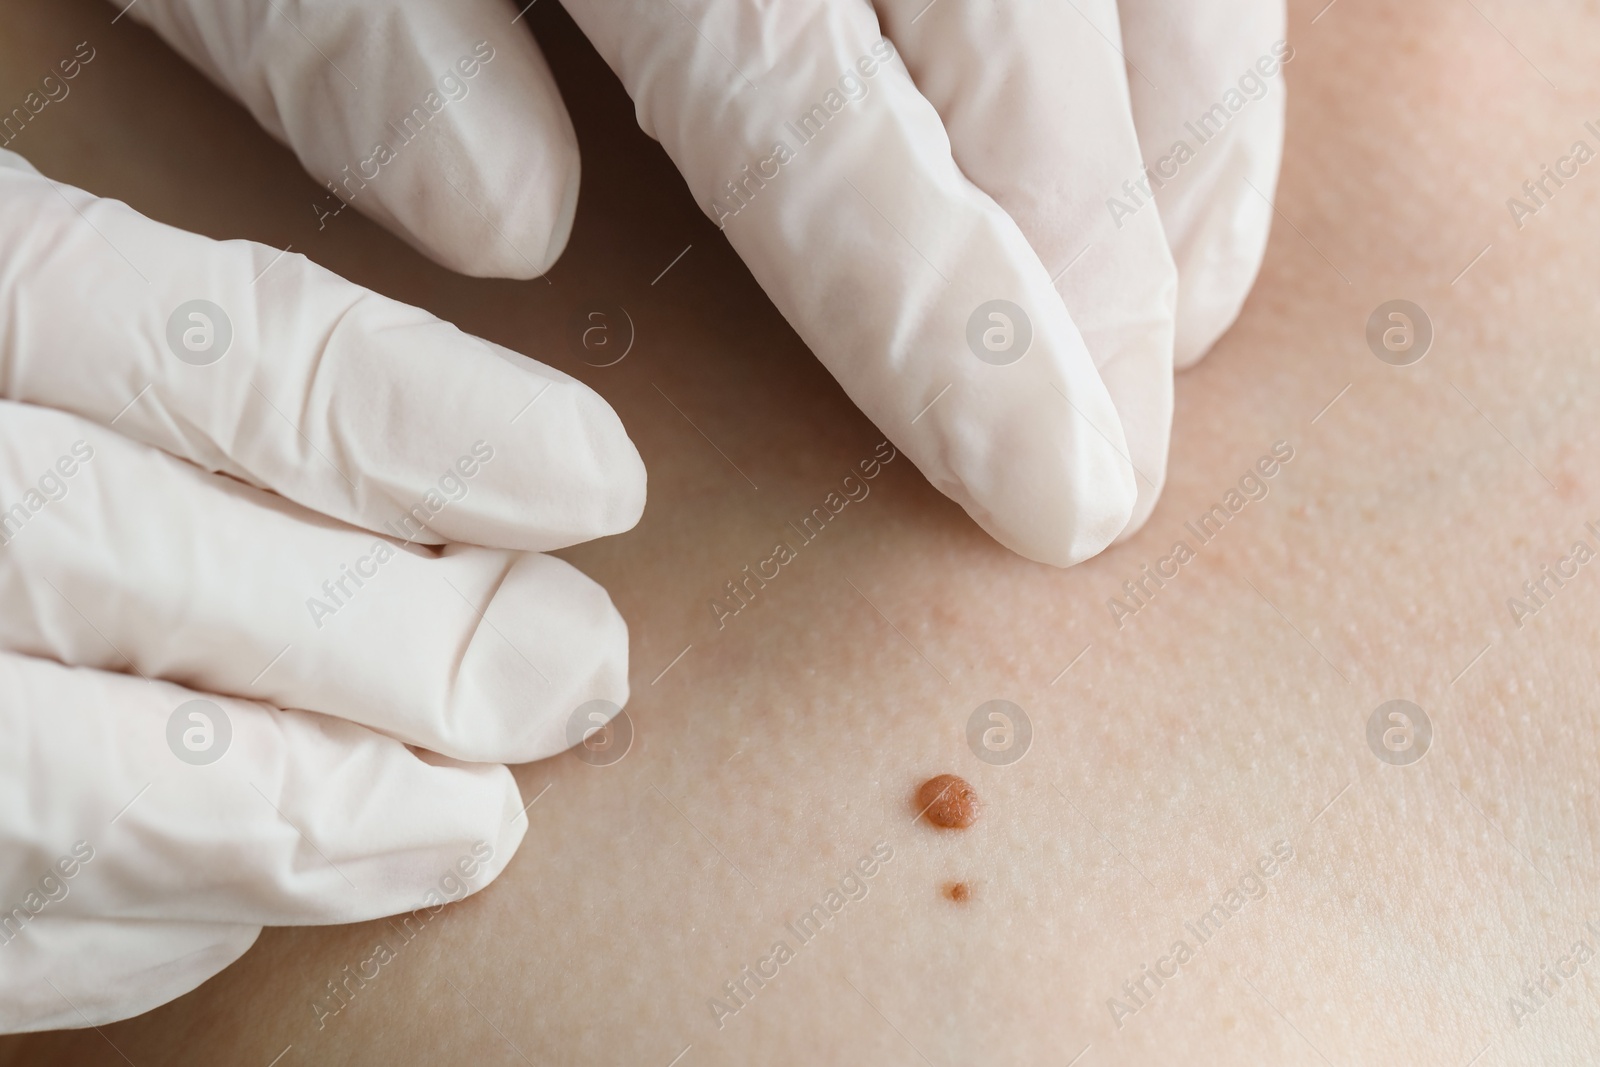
left=0, top=149, right=643, bottom=1032
left=118, top=0, right=1288, bottom=567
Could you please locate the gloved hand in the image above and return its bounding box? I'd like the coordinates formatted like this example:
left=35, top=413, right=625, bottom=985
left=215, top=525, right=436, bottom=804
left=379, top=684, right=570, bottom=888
left=117, top=0, right=1288, bottom=567
left=0, top=149, right=644, bottom=1032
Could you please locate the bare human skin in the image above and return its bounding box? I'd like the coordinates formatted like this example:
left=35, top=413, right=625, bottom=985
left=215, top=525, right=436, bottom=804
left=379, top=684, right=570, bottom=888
left=3, top=0, right=1599, bottom=1063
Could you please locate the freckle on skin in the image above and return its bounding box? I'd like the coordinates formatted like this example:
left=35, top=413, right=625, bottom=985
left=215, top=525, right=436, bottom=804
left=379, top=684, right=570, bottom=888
left=917, top=774, right=978, bottom=829
left=943, top=881, right=971, bottom=903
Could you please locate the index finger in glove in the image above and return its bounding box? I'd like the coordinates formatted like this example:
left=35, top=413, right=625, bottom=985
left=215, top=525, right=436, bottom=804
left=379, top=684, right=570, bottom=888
left=116, top=0, right=581, bottom=278
left=565, top=0, right=1137, bottom=566
left=872, top=0, right=1178, bottom=540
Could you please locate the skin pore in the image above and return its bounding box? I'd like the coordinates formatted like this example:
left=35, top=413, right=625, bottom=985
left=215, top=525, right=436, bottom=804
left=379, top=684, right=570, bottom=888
left=3, top=0, right=1600, bottom=1063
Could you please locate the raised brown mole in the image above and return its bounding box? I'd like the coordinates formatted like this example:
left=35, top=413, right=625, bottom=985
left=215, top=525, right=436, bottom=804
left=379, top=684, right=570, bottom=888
left=917, top=774, right=978, bottom=829
left=943, top=881, right=972, bottom=903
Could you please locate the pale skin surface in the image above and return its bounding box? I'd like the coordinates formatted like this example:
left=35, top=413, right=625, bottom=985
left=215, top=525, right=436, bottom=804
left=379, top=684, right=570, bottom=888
left=3, top=0, right=1599, bottom=1062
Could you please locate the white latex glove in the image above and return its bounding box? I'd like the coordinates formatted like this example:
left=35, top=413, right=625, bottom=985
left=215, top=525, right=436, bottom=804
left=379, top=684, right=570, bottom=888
left=0, top=149, right=644, bottom=1032
left=116, top=0, right=1286, bottom=567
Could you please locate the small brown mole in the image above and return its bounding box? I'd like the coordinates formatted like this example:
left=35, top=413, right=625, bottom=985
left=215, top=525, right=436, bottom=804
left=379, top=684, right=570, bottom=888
left=943, top=881, right=972, bottom=903
left=917, top=774, right=979, bottom=829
